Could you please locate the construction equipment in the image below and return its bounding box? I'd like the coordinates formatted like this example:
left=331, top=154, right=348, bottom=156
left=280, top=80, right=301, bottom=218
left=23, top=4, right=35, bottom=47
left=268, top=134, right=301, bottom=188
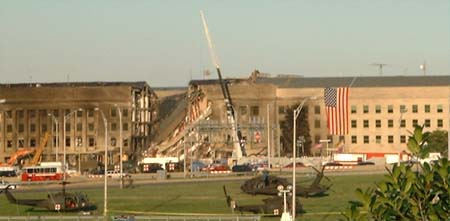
left=25, top=132, right=51, bottom=166
left=200, top=10, right=247, bottom=159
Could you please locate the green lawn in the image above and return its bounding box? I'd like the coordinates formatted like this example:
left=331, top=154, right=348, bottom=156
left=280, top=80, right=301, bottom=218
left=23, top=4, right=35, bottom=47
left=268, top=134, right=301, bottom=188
left=0, top=174, right=384, bottom=220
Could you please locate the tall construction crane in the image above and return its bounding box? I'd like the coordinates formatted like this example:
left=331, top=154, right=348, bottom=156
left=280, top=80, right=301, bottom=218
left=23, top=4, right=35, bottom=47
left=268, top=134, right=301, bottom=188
left=200, top=10, right=247, bottom=159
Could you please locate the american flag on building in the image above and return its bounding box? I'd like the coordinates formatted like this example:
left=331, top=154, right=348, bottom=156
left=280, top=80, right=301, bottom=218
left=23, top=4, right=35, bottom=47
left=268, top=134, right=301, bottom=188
left=324, top=87, right=349, bottom=135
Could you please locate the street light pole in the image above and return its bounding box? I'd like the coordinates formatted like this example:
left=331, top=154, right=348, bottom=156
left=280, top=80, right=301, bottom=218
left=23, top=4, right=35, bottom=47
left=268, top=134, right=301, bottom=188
left=114, top=105, right=123, bottom=189
left=95, top=108, right=108, bottom=219
left=292, top=96, right=316, bottom=220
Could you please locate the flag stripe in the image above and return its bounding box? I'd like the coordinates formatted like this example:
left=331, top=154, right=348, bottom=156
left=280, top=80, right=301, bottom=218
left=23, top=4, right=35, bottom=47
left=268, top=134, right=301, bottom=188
left=324, top=87, right=349, bottom=135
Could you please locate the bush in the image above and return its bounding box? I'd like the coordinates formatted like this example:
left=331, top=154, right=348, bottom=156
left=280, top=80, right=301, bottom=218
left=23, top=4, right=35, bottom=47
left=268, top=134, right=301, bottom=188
left=340, top=159, right=450, bottom=221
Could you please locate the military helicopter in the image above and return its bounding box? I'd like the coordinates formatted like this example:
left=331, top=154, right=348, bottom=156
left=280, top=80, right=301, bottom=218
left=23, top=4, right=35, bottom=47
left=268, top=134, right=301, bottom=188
left=223, top=186, right=303, bottom=216
left=1, top=182, right=97, bottom=212
left=240, top=166, right=331, bottom=197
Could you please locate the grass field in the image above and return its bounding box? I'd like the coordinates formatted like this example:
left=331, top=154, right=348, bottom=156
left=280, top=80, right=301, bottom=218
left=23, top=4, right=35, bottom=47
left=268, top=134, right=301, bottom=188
left=0, top=173, right=385, bottom=220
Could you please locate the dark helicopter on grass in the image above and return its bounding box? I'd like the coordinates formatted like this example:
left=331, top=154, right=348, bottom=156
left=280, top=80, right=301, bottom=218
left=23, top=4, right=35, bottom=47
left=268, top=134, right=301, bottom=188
left=1, top=182, right=97, bottom=212
left=223, top=186, right=303, bottom=216
left=240, top=166, right=331, bottom=197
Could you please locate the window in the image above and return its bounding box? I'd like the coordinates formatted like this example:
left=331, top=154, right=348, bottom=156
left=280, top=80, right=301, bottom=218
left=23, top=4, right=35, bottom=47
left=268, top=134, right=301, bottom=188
left=351, top=105, right=357, bottom=114
left=278, top=106, right=285, bottom=114
left=111, top=138, right=117, bottom=147
left=53, top=109, right=59, bottom=117
left=65, top=123, right=70, bottom=132
left=314, top=135, right=321, bottom=143
left=237, top=106, right=247, bottom=115
left=375, top=135, right=381, bottom=144
left=400, top=105, right=407, bottom=113
left=30, top=138, right=36, bottom=147
left=351, top=136, right=357, bottom=144
left=388, top=135, right=394, bottom=144
left=111, top=109, right=117, bottom=117
left=76, top=137, right=82, bottom=147
left=30, top=124, right=36, bottom=133
left=7, top=140, right=12, bottom=148
left=388, top=119, right=394, bottom=128
left=351, top=120, right=357, bottom=128
left=6, top=111, right=12, bottom=118
left=400, top=135, right=406, bottom=143
left=437, top=105, right=443, bottom=113
left=6, top=125, right=12, bottom=133
left=18, top=139, right=24, bottom=147
left=65, top=137, right=70, bottom=147
left=123, top=138, right=128, bottom=147
left=28, top=110, right=36, bottom=118
left=400, top=120, right=406, bottom=128
left=53, top=137, right=57, bottom=147
left=412, top=105, right=418, bottom=113
left=375, top=120, right=381, bottom=128
left=88, top=137, right=95, bottom=147
left=111, top=123, right=117, bottom=131
left=250, top=106, right=259, bottom=116
left=77, top=110, right=83, bottom=117
left=412, top=119, right=418, bottom=127
left=87, top=109, right=94, bottom=117
left=363, top=136, right=369, bottom=144
left=437, top=119, right=443, bottom=127
left=65, top=109, right=70, bottom=115
left=88, top=123, right=94, bottom=131
left=123, top=109, right=128, bottom=117
left=363, top=105, right=369, bottom=114
left=314, top=106, right=320, bottom=114
left=76, top=123, right=82, bottom=132
left=17, top=110, right=24, bottom=118
left=18, top=124, right=24, bottom=133
left=424, top=105, right=430, bottom=113
left=375, top=105, right=381, bottom=113
left=41, top=124, right=47, bottom=132
left=387, top=105, right=393, bottom=113
left=363, top=120, right=369, bottom=128
left=424, top=119, right=431, bottom=127
left=314, top=120, right=320, bottom=128
left=123, top=123, right=128, bottom=131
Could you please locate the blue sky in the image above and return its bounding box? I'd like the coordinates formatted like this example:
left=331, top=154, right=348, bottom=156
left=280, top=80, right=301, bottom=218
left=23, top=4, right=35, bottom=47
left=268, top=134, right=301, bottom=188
left=0, top=1, right=448, bottom=87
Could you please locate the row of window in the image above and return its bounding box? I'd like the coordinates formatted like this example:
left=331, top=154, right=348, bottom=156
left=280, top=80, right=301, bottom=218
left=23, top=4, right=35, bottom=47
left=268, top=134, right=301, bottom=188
left=350, top=135, right=408, bottom=144
left=3, top=108, right=129, bottom=119
left=351, top=104, right=444, bottom=114
left=2, top=137, right=129, bottom=148
left=350, top=119, right=444, bottom=128
left=1, top=122, right=129, bottom=134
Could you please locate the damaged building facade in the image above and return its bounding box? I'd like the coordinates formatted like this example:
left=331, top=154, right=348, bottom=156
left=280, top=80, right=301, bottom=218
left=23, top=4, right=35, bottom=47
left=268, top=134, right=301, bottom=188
left=0, top=82, right=157, bottom=170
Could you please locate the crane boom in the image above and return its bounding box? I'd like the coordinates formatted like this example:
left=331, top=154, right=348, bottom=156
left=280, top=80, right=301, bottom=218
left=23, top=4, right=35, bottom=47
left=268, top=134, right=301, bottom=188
left=200, top=10, right=247, bottom=158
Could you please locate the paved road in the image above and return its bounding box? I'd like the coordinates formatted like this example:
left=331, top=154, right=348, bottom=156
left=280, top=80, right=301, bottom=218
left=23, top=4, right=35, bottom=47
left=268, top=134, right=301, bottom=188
left=2, top=165, right=387, bottom=192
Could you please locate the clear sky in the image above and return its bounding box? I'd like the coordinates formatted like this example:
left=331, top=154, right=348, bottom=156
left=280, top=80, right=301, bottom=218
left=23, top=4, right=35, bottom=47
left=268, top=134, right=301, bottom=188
left=0, top=1, right=449, bottom=87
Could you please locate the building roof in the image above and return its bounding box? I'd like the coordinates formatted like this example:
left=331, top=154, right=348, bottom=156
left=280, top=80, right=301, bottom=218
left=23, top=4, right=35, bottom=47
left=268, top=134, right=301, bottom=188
left=255, top=75, right=450, bottom=88
left=0, top=81, right=150, bottom=89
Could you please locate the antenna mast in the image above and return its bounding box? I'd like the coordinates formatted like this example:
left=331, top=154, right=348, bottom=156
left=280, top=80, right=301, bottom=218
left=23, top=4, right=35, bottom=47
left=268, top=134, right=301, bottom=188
left=371, top=63, right=388, bottom=76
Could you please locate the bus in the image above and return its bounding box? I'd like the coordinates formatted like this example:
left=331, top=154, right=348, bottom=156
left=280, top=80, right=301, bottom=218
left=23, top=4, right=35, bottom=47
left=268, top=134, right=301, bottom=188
left=21, top=162, right=64, bottom=182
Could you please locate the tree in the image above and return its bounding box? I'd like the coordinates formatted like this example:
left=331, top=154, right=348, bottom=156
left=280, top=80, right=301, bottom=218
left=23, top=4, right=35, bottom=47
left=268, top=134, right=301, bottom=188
left=280, top=104, right=312, bottom=156
left=427, top=129, right=448, bottom=156
left=340, top=125, right=450, bottom=221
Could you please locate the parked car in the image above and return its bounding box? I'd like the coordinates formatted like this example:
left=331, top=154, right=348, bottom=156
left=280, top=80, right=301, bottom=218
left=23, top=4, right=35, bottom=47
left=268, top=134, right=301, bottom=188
left=283, top=162, right=306, bottom=168
left=202, top=164, right=230, bottom=172
left=0, top=180, right=17, bottom=189
left=232, top=164, right=254, bottom=172
left=107, top=170, right=129, bottom=179
left=191, top=161, right=207, bottom=172
left=323, top=161, right=343, bottom=166
left=357, top=161, right=375, bottom=166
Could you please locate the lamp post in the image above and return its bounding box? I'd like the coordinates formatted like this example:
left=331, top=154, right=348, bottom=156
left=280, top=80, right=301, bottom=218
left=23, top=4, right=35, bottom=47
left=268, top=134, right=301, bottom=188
left=114, top=105, right=123, bottom=189
left=95, top=107, right=108, bottom=219
left=48, top=113, right=59, bottom=161
left=63, top=108, right=82, bottom=181
left=292, top=96, right=316, bottom=220
left=277, top=185, right=293, bottom=221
